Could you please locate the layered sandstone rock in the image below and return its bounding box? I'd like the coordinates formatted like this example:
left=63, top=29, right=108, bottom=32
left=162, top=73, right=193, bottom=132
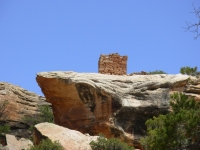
left=98, top=53, right=128, bottom=75
left=184, top=76, right=200, bottom=101
left=36, top=72, right=200, bottom=149
left=0, top=82, right=48, bottom=138
left=33, top=122, right=98, bottom=150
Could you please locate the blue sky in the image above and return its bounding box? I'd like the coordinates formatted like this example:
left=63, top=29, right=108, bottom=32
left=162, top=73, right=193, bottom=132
left=1, top=1, right=200, bottom=95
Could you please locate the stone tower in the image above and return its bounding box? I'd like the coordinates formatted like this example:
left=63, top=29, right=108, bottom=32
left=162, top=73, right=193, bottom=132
left=98, top=53, right=128, bottom=75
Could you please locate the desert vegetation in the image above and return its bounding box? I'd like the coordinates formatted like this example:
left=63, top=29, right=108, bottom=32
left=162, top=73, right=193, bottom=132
left=148, top=70, right=167, bottom=74
left=141, top=92, right=200, bottom=149
left=0, top=100, right=10, bottom=133
left=90, top=133, right=135, bottom=150
left=23, top=105, right=54, bottom=131
left=0, top=100, right=10, bottom=147
left=180, top=66, right=200, bottom=76
left=28, top=138, right=64, bottom=150
left=0, top=100, right=10, bottom=132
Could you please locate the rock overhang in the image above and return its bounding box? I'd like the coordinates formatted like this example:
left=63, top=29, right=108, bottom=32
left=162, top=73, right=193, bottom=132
left=36, top=71, right=190, bottom=148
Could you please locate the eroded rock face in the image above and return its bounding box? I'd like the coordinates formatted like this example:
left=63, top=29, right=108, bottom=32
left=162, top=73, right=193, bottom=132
left=33, top=122, right=98, bottom=150
left=184, top=76, right=200, bottom=101
left=36, top=72, right=195, bottom=149
left=0, top=82, right=48, bottom=138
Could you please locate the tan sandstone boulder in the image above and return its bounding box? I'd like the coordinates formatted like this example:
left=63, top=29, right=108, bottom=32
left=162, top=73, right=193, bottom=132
left=36, top=71, right=199, bottom=149
left=3, top=134, right=33, bottom=150
left=33, top=122, right=98, bottom=150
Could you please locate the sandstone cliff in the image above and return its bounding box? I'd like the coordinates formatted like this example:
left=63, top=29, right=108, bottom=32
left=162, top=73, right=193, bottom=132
left=0, top=82, right=48, bottom=139
left=36, top=72, right=200, bottom=149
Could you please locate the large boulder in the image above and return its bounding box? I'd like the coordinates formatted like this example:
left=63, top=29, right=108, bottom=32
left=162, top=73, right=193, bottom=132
left=33, top=122, right=98, bottom=150
left=2, top=134, right=33, bottom=150
left=0, top=82, right=48, bottom=139
left=36, top=72, right=196, bottom=149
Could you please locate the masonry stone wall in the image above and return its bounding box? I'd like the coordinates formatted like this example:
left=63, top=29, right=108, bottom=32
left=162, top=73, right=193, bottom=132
left=98, top=53, right=128, bottom=75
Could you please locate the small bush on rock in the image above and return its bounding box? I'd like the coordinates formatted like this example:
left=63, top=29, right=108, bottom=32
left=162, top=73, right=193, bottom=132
left=0, top=100, right=10, bottom=135
left=0, top=100, right=10, bottom=147
left=90, top=134, right=134, bottom=150
left=148, top=70, right=167, bottom=74
left=180, top=66, right=200, bottom=76
left=28, top=138, right=64, bottom=150
left=24, top=105, right=54, bottom=131
left=0, top=125, right=9, bottom=134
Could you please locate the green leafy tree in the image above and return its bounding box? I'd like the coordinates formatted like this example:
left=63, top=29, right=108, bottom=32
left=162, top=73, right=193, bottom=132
left=148, top=70, right=167, bottom=74
left=180, top=66, right=200, bottom=76
left=90, top=133, right=135, bottom=150
left=24, top=105, right=54, bottom=131
left=28, top=138, right=64, bottom=150
left=141, top=92, right=200, bottom=150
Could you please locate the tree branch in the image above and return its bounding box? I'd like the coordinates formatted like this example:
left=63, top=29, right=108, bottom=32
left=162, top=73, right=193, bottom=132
left=183, top=3, right=200, bottom=39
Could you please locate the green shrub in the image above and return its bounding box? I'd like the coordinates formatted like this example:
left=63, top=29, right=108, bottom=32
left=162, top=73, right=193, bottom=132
left=24, top=105, right=54, bottom=131
left=28, top=138, right=64, bottom=150
left=148, top=70, right=167, bottom=74
left=0, top=100, right=9, bottom=121
left=0, top=100, right=10, bottom=135
left=141, top=92, right=200, bottom=150
left=180, top=66, right=200, bottom=76
left=37, top=105, right=54, bottom=123
left=90, top=134, right=134, bottom=150
left=0, top=124, right=10, bottom=134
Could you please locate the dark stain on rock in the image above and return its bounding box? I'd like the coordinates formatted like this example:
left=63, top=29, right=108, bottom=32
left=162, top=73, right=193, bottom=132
left=130, top=91, right=147, bottom=100
left=75, top=83, right=95, bottom=103
left=0, top=84, right=5, bottom=90
left=160, top=82, right=172, bottom=88
left=111, top=95, right=122, bottom=112
left=115, top=107, right=169, bottom=136
left=96, top=89, right=108, bottom=104
left=90, top=103, right=96, bottom=112
left=110, top=127, right=123, bottom=137
left=75, top=83, right=96, bottom=113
